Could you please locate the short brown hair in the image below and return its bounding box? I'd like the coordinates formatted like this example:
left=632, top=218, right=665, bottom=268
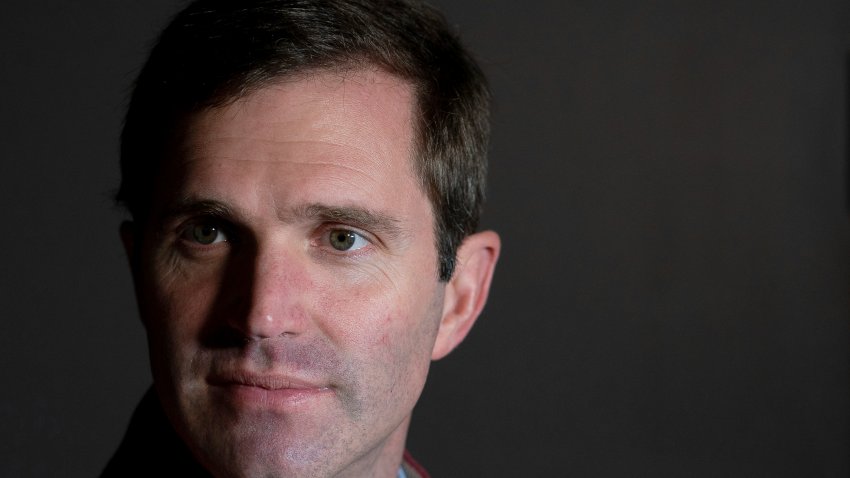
left=117, top=0, right=490, bottom=280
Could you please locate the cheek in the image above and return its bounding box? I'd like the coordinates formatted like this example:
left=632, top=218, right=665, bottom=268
left=313, top=271, right=443, bottom=383
left=138, top=258, right=223, bottom=355
left=313, top=270, right=438, bottom=342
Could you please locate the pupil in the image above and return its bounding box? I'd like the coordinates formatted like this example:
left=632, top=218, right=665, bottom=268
left=194, top=225, right=217, bottom=244
left=331, top=231, right=355, bottom=250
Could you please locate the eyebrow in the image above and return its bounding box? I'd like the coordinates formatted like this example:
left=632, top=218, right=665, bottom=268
left=295, top=203, right=405, bottom=241
left=158, top=199, right=236, bottom=225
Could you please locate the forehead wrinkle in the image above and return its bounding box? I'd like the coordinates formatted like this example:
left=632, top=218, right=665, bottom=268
left=182, top=138, right=391, bottom=178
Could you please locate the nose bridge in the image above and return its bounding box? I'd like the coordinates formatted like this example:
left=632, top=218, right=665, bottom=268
left=240, top=240, right=309, bottom=339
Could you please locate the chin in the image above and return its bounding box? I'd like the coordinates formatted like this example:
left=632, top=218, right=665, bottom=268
left=201, top=441, right=349, bottom=478
left=180, top=408, right=354, bottom=478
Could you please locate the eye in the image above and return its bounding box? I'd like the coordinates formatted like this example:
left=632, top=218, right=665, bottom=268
left=328, top=229, right=369, bottom=251
left=185, top=223, right=227, bottom=245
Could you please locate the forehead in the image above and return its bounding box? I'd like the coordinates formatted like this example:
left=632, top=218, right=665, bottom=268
left=184, top=67, right=416, bottom=162
left=154, top=68, right=428, bottom=223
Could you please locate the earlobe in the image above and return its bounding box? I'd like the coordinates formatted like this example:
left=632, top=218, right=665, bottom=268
left=431, top=230, right=501, bottom=360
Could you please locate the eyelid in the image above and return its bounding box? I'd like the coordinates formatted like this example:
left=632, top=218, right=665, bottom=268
left=332, top=228, right=369, bottom=251
left=299, top=203, right=405, bottom=247
left=176, top=216, right=232, bottom=246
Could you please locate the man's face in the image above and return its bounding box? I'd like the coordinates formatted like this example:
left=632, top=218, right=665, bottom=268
left=130, top=69, right=448, bottom=477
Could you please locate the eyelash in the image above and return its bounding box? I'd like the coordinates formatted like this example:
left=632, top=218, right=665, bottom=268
left=316, top=225, right=374, bottom=256
left=175, top=217, right=231, bottom=253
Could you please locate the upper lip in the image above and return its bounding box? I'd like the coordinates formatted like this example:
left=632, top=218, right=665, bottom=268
left=208, top=371, right=328, bottom=391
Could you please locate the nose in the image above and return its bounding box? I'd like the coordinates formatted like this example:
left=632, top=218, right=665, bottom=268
left=229, top=244, right=311, bottom=340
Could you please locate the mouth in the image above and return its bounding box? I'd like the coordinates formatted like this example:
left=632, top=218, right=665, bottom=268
left=208, top=371, right=332, bottom=408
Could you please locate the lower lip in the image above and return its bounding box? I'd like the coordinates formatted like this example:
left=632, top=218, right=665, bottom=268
left=214, top=383, right=332, bottom=408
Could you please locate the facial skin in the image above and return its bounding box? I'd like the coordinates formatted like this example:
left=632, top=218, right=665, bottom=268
left=123, top=68, right=499, bottom=477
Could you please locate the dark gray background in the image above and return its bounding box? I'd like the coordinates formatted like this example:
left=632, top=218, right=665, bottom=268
left=2, top=1, right=848, bottom=476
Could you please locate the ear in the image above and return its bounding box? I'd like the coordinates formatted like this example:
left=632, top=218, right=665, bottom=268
left=431, top=230, right=501, bottom=360
left=119, top=221, right=138, bottom=276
